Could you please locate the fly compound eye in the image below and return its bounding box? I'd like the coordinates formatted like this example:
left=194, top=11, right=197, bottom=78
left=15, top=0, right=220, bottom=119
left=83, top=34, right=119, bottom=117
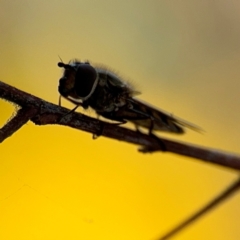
left=74, top=64, right=98, bottom=99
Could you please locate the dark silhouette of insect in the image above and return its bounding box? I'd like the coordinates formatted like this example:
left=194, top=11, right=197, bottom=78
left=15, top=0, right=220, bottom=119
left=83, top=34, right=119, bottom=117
left=58, top=59, right=199, bottom=134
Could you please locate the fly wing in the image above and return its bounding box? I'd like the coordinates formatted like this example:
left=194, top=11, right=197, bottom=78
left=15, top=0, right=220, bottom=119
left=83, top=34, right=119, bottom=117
left=94, top=67, right=200, bottom=134
left=120, top=98, right=200, bottom=134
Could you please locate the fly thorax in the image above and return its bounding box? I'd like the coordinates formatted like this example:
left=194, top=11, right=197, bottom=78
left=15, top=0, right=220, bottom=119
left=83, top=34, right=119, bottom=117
left=98, top=78, right=107, bottom=87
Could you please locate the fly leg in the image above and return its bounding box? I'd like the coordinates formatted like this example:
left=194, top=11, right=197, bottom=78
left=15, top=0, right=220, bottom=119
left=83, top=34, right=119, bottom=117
left=58, top=104, right=81, bottom=122
left=58, top=94, right=85, bottom=122
left=127, top=108, right=166, bottom=152
left=148, top=117, right=154, bottom=135
left=135, top=123, right=166, bottom=152
left=127, top=106, right=155, bottom=135
left=138, top=131, right=167, bottom=153
left=93, top=117, right=127, bottom=139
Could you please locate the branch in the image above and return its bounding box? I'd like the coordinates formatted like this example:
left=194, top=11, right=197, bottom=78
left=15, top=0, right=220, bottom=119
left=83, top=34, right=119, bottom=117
left=0, top=80, right=240, bottom=170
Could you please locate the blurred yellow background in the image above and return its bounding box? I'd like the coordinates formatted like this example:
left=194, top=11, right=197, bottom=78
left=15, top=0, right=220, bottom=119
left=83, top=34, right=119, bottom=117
left=1, top=1, right=240, bottom=239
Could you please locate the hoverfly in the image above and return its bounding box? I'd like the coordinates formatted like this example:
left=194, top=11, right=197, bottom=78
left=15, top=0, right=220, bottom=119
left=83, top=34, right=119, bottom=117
left=58, top=59, right=199, bottom=134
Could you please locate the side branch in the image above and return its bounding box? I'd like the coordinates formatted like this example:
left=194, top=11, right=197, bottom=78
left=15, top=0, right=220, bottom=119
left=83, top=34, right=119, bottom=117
left=1, top=80, right=240, bottom=170
left=0, top=107, right=38, bottom=143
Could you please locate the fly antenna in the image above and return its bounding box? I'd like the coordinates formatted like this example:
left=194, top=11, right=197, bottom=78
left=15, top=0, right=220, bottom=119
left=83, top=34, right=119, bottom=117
left=58, top=55, right=63, bottom=63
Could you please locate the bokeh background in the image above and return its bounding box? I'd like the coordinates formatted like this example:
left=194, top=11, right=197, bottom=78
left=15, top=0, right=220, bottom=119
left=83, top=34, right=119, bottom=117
left=1, top=1, right=240, bottom=239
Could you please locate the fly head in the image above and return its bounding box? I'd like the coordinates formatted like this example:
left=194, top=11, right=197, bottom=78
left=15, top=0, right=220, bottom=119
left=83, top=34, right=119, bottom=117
left=58, top=60, right=99, bottom=104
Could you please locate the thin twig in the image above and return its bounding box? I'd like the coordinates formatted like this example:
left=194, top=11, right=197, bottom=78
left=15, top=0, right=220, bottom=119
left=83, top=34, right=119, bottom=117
left=158, top=177, right=240, bottom=240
